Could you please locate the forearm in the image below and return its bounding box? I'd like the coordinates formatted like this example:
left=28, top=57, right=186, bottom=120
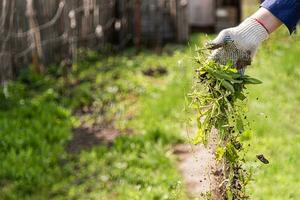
left=261, top=0, right=300, bottom=34
left=251, top=7, right=283, bottom=34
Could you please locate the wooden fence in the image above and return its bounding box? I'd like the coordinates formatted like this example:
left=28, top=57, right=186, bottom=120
left=0, top=0, right=188, bottom=83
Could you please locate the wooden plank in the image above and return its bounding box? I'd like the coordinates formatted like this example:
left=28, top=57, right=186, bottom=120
left=134, top=0, right=141, bottom=49
left=26, top=0, right=45, bottom=73
left=34, top=0, right=62, bottom=65
left=176, top=0, right=189, bottom=43
left=0, top=53, right=12, bottom=83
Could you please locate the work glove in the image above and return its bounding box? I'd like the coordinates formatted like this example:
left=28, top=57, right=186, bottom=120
left=207, top=18, right=269, bottom=74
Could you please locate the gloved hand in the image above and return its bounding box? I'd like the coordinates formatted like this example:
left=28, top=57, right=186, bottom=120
left=207, top=18, right=269, bottom=73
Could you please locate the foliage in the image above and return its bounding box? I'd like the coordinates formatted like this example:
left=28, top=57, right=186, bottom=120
left=50, top=133, right=185, bottom=200
left=189, top=56, right=262, bottom=199
left=1, top=30, right=299, bottom=200
left=246, top=28, right=300, bottom=199
left=0, top=45, right=192, bottom=199
left=0, top=82, right=73, bottom=199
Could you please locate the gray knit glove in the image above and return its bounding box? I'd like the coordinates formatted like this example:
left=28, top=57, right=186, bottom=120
left=207, top=18, right=269, bottom=73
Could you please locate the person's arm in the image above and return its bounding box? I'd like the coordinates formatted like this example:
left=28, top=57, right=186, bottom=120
left=261, top=0, right=300, bottom=34
left=251, top=8, right=282, bottom=34
left=208, top=0, right=300, bottom=72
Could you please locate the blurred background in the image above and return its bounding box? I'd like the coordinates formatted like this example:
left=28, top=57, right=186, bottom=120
left=0, top=0, right=243, bottom=80
left=0, top=0, right=299, bottom=199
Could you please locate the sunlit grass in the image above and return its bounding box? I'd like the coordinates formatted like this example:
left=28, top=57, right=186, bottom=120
left=246, top=28, right=300, bottom=199
left=1, top=25, right=299, bottom=199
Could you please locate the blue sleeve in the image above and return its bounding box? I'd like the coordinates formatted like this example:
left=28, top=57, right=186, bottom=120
left=261, top=0, right=300, bottom=34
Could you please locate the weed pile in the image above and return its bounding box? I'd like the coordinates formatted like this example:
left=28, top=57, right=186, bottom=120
left=189, top=53, right=262, bottom=199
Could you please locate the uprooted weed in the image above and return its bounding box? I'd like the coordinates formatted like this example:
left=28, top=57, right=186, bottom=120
left=188, top=51, right=262, bottom=199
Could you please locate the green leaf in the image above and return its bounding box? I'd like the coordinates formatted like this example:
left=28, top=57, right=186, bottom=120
left=221, top=80, right=235, bottom=93
left=216, top=146, right=225, bottom=161
left=213, top=71, right=234, bottom=81
left=242, top=77, right=263, bottom=84
left=193, top=128, right=204, bottom=145
left=193, top=128, right=208, bottom=145
left=225, top=143, right=239, bottom=163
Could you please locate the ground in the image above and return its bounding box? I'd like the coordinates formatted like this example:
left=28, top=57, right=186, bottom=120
left=0, top=30, right=300, bottom=200
left=246, top=29, right=300, bottom=199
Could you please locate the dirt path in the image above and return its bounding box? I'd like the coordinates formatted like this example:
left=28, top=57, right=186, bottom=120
left=174, top=130, right=226, bottom=199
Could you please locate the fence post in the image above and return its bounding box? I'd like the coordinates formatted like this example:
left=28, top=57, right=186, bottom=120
left=176, top=0, right=189, bottom=43
left=0, top=53, right=13, bottom=84
left=134, top=0, right=141, bottom=49
left=26, top=0, right=45, bottom=73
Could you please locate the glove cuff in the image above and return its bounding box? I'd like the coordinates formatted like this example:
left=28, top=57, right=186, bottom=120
left=238, top=18, right=269, bottom=45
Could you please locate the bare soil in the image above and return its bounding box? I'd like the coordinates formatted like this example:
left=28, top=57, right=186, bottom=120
left=174, top=129, right=226, bottom=199
left=67, top=124, right=119, bottom=154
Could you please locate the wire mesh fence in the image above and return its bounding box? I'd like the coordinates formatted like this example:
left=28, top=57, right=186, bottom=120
left=0, top=0, right=188, bottom=83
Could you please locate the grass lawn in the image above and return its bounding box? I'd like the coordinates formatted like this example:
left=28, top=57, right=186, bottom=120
left=246, top=28, right=300, bottom=199
left=0, top=39, right=200, bottom=199
left=0, top=28, right=299, bottom=199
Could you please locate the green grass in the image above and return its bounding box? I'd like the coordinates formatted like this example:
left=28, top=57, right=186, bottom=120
left=53, top=49, right=195, bottom=200
left=1, top=29, right=299, bottom=199
left=0, top=80, right=73, bottom=199
left=246, top=28, right=300, bottom=199
left=0, top=42, right=200, bottom=199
